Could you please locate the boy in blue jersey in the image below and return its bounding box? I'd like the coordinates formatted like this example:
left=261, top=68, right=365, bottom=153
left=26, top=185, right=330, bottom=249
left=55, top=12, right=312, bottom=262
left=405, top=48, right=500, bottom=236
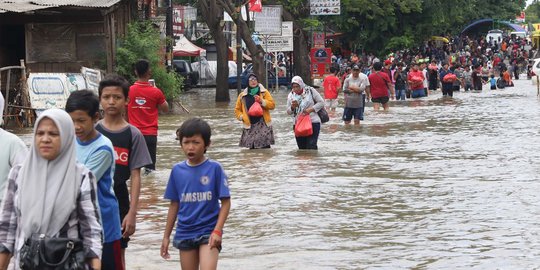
left=66, top=90, right=124, bottom=270
left=160, top=118, right=231, bottom=270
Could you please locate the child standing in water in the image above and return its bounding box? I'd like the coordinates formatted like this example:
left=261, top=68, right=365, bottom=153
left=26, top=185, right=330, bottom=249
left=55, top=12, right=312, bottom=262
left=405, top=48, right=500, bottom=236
left=489, top=74, right=497, bottom=90
left=161, top=118, right=231, bottom=270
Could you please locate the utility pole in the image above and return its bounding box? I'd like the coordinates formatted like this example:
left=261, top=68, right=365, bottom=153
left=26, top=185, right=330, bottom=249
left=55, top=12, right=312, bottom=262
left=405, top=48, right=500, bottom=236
left=166, top=0, right=173, bottom=71
left=236, top=0, right=243, bottom=94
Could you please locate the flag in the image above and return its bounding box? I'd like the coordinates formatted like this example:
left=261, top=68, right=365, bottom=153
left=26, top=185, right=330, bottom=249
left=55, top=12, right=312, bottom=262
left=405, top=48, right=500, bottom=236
left=249, top=0, right=262, bottom=12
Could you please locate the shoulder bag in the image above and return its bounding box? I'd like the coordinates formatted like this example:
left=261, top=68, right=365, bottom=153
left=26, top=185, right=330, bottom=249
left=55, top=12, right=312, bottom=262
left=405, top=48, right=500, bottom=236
left=20, top=234, right=86, bottom=270
left=310, top=89, right=329, bottom=123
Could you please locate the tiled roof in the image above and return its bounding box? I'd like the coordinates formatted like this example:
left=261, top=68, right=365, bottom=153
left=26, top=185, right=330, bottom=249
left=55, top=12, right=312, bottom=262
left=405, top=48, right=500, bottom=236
left=0, top=0, right=122, bottom=13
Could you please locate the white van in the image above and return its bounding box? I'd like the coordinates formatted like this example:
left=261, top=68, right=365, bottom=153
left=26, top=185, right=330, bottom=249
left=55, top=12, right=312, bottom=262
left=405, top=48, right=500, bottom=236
left=510, top=31, right=527, bottom=40
left=486, top=29, right=503, bottom=44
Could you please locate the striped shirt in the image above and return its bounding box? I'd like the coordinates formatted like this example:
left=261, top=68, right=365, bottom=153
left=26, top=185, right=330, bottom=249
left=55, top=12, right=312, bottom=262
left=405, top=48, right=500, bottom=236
left=0, top=164, right=102, bottom=269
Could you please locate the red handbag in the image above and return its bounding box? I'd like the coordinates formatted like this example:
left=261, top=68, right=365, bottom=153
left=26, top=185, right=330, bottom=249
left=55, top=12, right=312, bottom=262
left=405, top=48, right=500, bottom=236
left=294, top=114, right=313, bottom=137
left=247, top=102, right=263, bottom=117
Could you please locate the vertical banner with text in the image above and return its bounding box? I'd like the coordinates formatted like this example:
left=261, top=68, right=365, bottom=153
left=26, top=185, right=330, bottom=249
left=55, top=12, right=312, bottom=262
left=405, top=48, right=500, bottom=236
left=310, top=48, right=332, bottom=79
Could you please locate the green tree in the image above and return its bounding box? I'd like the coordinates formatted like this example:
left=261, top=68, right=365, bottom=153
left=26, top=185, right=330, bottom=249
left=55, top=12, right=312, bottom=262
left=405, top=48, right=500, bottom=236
left=116, top=21, right=183, bottom=100
left=525, top=1, right=540, bottom=23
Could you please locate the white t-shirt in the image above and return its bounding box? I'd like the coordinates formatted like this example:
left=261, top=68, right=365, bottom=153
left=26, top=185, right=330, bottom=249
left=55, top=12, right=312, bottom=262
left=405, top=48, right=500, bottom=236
left=0, top=129, right=27, bottom=202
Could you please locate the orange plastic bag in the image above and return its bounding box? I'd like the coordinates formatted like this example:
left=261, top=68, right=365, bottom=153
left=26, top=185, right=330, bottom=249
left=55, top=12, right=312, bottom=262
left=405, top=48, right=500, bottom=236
left=294, top=114, right=313, bottom=137
left=248, top=102, right=263, bottom=117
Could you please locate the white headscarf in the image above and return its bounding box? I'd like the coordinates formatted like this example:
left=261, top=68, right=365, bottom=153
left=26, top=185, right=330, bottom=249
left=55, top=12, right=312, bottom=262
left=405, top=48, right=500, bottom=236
left=18, top=109, right=84, bottom=237
left=0, top=93, right=4, bottom=125
left=291, top=76, right=305, bottom=89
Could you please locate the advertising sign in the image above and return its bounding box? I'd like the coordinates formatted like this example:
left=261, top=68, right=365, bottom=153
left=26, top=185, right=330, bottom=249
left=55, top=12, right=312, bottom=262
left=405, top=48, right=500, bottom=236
left=310, top=0, right=340, bottom=16
left=173, top=5, right=197, bottom=36
left=261, top=36, right=294, bottom=52
left=260, top=22, right=294, bottom=52
left=516, top=11, right=525, bottom=23
left=254, top=5, right=282, bottom=35
left=310, top=48, right=332, bottom=78
left=313, top=32, right=325, bottom=48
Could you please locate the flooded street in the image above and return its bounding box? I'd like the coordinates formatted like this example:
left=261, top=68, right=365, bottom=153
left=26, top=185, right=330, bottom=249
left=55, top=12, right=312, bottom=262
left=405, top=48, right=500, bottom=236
left=11, top=78, right=540, bottom=269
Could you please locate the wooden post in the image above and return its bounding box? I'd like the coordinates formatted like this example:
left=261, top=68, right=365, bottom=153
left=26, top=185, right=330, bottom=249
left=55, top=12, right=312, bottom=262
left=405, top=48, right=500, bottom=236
left=4, top=70, right=10, bottom=126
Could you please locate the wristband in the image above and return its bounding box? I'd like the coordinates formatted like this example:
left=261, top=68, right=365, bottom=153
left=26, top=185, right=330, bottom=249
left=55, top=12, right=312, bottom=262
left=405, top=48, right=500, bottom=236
left=212, top=229, right=222, bottom=237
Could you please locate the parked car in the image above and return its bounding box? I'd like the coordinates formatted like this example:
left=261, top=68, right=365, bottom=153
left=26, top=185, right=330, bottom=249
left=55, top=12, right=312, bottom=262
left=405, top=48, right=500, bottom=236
left=173, top=59, right=199, bottom=89
left=228, top=64, right=289, bottom=89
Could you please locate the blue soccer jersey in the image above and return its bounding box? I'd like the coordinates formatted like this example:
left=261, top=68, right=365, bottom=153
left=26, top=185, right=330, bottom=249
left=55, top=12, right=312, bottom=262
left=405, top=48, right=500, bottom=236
left=164, top=159, right=230, bottom=240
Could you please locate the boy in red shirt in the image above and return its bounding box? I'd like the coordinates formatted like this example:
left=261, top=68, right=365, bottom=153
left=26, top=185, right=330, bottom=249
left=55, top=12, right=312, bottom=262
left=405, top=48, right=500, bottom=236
left=322, top=67, right=341, bottom=111
left=128, top=59, right=169, bottom=174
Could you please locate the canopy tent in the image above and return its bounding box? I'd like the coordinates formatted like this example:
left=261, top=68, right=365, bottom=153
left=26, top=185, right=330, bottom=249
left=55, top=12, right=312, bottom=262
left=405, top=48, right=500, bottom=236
left=173, top=36, right=206, bottom=57
left=461, top=19, right=527, bottom=36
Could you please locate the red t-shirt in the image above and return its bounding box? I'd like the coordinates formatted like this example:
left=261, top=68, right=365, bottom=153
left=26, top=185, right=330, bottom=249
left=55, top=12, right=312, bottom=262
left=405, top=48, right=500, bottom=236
left=322, top=75, right=341, bottom=99
left=368, top=71, right=391, bottom=99
left=128, top=81, right=166, bottom=136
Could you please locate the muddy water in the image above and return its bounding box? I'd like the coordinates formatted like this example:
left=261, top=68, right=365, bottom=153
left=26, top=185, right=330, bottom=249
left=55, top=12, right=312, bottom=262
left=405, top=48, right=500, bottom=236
left=11, top=78, right=540, bottom=269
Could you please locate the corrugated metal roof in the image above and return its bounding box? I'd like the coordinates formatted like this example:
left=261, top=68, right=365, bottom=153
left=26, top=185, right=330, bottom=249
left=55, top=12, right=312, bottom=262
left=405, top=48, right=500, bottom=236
left=0, top=0, right=122, bottom=13
left=30, top=0, right=122, bottom=8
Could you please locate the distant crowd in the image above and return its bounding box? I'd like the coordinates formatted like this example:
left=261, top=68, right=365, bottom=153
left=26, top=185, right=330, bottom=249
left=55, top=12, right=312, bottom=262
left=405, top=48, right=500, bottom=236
left=331, top=34, right=534, bottom=96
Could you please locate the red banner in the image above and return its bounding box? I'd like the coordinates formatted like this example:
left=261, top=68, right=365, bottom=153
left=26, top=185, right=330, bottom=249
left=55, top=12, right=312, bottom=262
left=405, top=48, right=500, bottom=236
left=313, top=32, right=325, bottom=48
left=310, top=48, right=332, bottom=78
left=249, top=0, right=262, bottom=12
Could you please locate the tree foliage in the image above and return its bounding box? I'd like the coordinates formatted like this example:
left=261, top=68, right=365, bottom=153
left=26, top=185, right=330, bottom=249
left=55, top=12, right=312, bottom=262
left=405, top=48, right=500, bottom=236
left=525, top=1, right=540, bottom=23
left=116, top=21, right=183, bottom=100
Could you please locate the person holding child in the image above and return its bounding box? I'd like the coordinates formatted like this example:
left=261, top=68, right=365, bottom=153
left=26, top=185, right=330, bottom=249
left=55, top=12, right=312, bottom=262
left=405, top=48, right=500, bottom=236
left=234, top=73, right=276, bottom=149
left=161, top=118, right=231, bottom=270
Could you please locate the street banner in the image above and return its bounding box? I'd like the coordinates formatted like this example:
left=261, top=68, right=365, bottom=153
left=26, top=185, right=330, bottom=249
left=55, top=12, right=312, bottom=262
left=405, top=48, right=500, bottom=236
left=516, top=11, right=525, bottom=23
left=173, top=5, right=197, bottom=36
left=310, top=48, right=332, bottom=78
left=310, top=0, right=340, bottom=16
left=313, top=32, right=325, bottom=48
left=254, top=5, right=282, bottom=35
left=249, top=0, right=262, bottom=12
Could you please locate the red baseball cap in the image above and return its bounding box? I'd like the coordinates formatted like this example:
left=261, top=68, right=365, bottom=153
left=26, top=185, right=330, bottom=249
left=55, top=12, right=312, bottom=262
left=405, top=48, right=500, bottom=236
left=384, top=59, right=392, bottom=65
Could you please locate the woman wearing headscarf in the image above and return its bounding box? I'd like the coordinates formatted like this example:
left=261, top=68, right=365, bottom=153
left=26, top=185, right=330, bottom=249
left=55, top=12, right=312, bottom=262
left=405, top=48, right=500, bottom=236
left=0, top=109, right=102, bottom=270
left=286, top=76, right=325, bottom=150
left=234, top=73, right=276, bottom=149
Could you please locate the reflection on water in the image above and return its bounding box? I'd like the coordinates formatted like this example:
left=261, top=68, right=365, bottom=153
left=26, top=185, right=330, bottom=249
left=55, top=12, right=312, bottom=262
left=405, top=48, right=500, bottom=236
left=10, top=78, right=540, bottom=269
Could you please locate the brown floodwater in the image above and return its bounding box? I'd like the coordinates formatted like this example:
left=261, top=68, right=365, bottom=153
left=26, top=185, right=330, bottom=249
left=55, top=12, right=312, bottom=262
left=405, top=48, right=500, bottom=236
left=11, top=77, right=540, bottom=269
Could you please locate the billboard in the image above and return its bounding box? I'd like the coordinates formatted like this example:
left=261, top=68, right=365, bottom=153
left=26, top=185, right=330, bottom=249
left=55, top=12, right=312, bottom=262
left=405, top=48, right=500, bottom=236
left=310, top=0, right=340, bottom=16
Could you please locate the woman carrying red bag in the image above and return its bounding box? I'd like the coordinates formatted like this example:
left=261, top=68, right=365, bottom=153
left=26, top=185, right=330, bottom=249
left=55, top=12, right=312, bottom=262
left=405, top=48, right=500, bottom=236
left=234, top=73, right=276, bottom=149
left=287, top=76, right=325, bottom=150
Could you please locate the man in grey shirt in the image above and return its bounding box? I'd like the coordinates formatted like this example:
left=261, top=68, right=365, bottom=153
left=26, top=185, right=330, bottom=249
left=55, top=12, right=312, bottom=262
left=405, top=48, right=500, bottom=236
left=342, top=65, right=370, bottom=125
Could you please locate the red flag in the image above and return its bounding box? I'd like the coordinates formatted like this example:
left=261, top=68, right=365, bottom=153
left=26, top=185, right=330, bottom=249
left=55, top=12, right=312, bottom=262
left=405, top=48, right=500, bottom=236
left=249, top=0, right=262, bottom=12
